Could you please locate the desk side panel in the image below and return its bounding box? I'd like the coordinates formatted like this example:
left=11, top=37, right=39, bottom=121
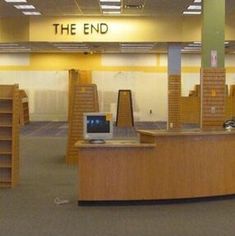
left=78, top=134, right=235, bottom=201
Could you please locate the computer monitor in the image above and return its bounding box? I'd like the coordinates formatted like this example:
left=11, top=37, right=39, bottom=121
left=83, top=112, right=113, bottom=143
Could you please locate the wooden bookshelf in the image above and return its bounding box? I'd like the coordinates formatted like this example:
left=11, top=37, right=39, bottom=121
left=66, top=84, right=99, bottom=165
left=0, top=84, right=20, bottom=188
left=19, top=89, right=30, bottom=125
left=168, top=75, right=181, bottom=129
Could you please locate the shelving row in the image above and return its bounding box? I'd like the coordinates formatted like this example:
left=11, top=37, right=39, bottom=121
left=0, top=84, right=19, bottom=188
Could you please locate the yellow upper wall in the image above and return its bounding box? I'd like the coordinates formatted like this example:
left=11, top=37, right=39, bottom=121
left=0, top=17, right=29, bottom=42
left=182, top=16, right=201, bottom=41
left=30, top=16, right=184, bottom=42
left=225, top=15, right=235, bottom=40
left=0, top=53, right=203, bottom=74
left=0, top=15, right=235, bottom=42
left=31, top=53, right=102, bottom=70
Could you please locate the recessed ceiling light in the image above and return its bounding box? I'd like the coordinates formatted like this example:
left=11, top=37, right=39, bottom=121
left=0, top=43, right=19, bottom=46
left=58, top=48, right=90, bottom=52
left=188, top=44, right=201, bottom=47
left=0, top=48, right=31, bottom=52
left=0, top=46, right=26, bottom=49
left=57, top=46, right=89, bottom=49
left=194, top=0, right=202, bottom=2
left=53, top=43, right=88, bottom=47
left=184, top=46, right=201, bottom=49
left=121, top=44, right=154, bottom=51
left=14, top=5, right=35, bottom=9
left=22, top=11, right=41, bottom=15
left=121, top=43, right=154, bottom=47
left=58, top=47, right=90, bottom=51
left=100, top=0, right=120, bottom=2
left=5, top=0, right=27, bottom=2
left=121, top=47, right=152, bottom=50
left=188, top=5, right=201, bottom=10
left=183, top=11, right=201, bottom=15
left=101, top=5, right=121, bottom=9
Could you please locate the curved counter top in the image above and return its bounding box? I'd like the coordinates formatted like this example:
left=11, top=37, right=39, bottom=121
left=138, top=128, right=235, bottom=137
left=77, top=128, right=235, bottom=202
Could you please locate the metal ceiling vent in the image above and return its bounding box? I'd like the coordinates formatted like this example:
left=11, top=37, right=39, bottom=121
left=124, top=0, right=145, bottom=9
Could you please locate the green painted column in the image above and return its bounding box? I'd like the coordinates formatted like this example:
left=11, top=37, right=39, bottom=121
left=201, top=0, right=225, bottom=68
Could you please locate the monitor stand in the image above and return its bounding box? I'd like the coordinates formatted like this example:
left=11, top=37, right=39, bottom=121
left=89, top=139, right=106, bottom=144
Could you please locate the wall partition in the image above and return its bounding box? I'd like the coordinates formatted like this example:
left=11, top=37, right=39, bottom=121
left=0, top=53, right=235, bottom=121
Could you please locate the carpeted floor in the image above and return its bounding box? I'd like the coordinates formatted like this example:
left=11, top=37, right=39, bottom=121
left=20, top=121, right=68, bottom=137
left=20, top=121, right=198, bottom=137
left=1, top=125, right=235, bottom=236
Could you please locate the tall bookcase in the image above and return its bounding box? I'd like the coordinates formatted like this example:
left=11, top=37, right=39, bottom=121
left=66, top=69, right=98, bottom=165
left=0, top=84, right=20, bottom=187
left=66, top=84, right=99, bottom=164
left=19, top=89, right=30, bottom=126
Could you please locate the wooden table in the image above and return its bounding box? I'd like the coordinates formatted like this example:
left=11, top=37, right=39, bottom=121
left=75, top=129, right=235, bottom=202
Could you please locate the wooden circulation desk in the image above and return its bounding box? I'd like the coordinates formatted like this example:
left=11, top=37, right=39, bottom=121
left=75, top=129, right=235, bottom=202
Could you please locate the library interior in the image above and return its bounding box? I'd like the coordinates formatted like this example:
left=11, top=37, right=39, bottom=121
left=1, top=0, right=235, bottom=235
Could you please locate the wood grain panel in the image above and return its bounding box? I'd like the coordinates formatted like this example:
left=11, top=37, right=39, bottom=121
left=180, top=96, right=200, bottom=124
left=66, top=70, right=99, bottom=164
left=0, top=84, right=19, bottom=188
left=201, top=68, right=226, bottom=128
left=77, top=131, right=235, bottom=201
left=116, top=90, right=134, bottom=127
left=19, top=89, right=29, bottom=126
left=168, top=75, right=181, bottom=129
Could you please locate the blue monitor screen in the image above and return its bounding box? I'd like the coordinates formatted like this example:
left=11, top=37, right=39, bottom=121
left=87, top=115, right=110, bottom=133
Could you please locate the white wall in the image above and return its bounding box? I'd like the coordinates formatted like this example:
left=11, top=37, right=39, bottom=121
left=0, top=53, right=235, bottom=122
left=92, top=71, right=168, bottom=121
left=0, top=71, right=68, bottom=121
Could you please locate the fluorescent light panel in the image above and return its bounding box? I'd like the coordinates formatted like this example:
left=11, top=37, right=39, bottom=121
left=0, top=48, right=31, bottom=51
left=5, top=0, right=26, bottom=2
left=59, top=48, right=89, bottom=50
left=0, top=46, right=27, bottom=49
left=121, top=47, right=153, bottom=50
left=121, top=49, right=152, bottom=52
left=188, top=44, right=201, bottom=47
left=188, top=5, right=201, bottom=10
left=186, top=47, right=200, bottom=50
left=14, top=4, right=35, bottom=9
left=184, top=47, right=201, bottom=50
left=57, top=47, right=89, bottom=49
left=101, top=5, right=121, bottom=9
left=53, top=43, right=87, bottom=47
left=100, top=0, right=120, bottom=2
left=183, top=11, right=201, bottom=15
left=194, top=0, right=202, bottom=2
left=121, top=46, right=153, bottom=49
left=0, top=43, right=19, bottom=46
left=59, top=48, right=90, bottom=52
left=121, top=43, right=154, bottom=46
left=121, top=48, right=151, bottom=52
left=22, top=11, right=41, bottom=15
left=181, top=49, right=200, bottom=52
